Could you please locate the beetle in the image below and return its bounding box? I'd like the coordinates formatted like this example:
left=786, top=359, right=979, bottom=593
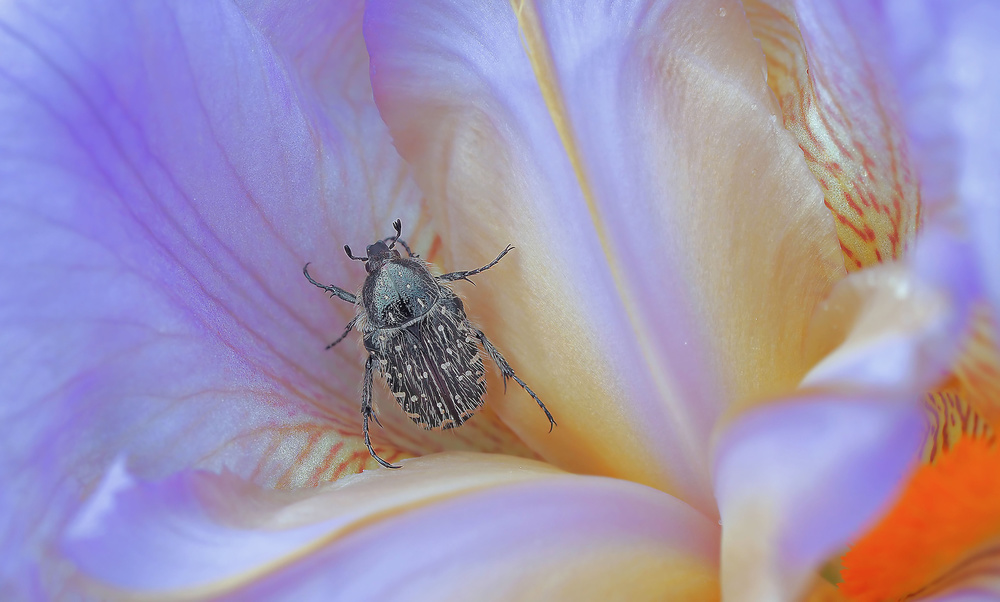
left=303, top=220, right=556, bottom=468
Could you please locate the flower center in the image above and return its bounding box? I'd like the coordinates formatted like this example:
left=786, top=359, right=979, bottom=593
left=838, top=435, right=1000, bottom=600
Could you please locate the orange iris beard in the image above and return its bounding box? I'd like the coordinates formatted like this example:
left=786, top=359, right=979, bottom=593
left=839, top=437, right=1000, bottom=601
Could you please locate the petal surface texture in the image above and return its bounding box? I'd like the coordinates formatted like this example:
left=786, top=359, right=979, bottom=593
left=756, top=0, right=1000, bottom=358
left=62, top=453, right=721, bottom=601
left=0, top=0, right=529, bottom=593
left=365, top=0, right=844, bottom=511
left=746, top=0, right=922, bottom=270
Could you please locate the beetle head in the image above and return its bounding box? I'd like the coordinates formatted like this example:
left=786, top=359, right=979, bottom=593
left=362, top=240, right=400, bottom=272
left=344, top=219, right=404, bottom=273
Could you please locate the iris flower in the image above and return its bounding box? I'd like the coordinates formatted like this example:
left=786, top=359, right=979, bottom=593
left=2, top=0, right=997, bottom=600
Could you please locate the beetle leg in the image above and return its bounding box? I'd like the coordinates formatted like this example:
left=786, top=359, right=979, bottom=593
left=303, top=263, right=357, bottom=304
left=474, top=329, right=557, bottom=433
left=361, top=355, right=400, bottom=469
left=438, top=244, right=514, bottom=283
left=326, top=315, right=358, bottom=349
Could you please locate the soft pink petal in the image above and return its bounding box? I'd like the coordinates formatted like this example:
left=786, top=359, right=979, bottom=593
left=365, top=0, right=843, bottom=513
left=63, top=453, right=720, bottom=601
left=714, top=394, right=924, bottom=601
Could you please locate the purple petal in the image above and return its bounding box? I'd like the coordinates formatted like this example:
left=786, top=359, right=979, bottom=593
left=63, top=453, right=720, bottom=600
left=946, top=4, right=1000, bottom=334
left=872, top=0, right=1000, bottom=472
left=880, top=0, right=1000, bottom=219
left=365, top=0, right=844, bottom=514
left=0, top=1, right=527, bottom=594
left=714, top=394, right=924, bottom=601
left=914, top=1, right=1000, bottom=340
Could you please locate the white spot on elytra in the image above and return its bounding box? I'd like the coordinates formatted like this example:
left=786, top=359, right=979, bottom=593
left=394, top=346, right=402, bottom=352
left=411, top=395, right=418, bottom=402
left=438, top=325, right=445, bottom=332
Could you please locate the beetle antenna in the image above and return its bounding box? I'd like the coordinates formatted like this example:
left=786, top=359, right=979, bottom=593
left=386, top=219, right=402, bottom=249
left=344, top=244, right=368, bottom=261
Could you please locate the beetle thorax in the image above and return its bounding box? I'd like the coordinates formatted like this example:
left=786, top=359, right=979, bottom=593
left=361, top=258, right=440, bottom=328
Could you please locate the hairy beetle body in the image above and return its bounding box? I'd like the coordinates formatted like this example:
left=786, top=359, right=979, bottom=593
left=365, top=290, right=486, bottom=430
left=303, top=220, right=555, bottom=468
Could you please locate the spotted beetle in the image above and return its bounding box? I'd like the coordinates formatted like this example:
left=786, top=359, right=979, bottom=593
left=303, top=220, right=556, bottom=468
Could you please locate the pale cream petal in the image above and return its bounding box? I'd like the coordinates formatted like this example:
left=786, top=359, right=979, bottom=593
left=365, top=0, right=843, bottom=514
left=746, top=0, right=921, bottom=269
